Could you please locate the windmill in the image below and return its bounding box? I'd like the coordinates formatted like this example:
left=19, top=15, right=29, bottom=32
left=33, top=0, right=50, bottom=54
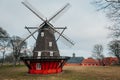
left=20, top=0, right=75, bottom=74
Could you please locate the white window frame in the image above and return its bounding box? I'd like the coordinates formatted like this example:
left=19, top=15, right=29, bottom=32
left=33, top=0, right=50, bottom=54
left=50, top=51, right=53, bottom=56
left=49, top=42, right=52, bottom=47
left=36, top=63, right=41, bottom=70
left=41, top=32, right=44, bottom=37
left=38, top=51, right=41, bottom=57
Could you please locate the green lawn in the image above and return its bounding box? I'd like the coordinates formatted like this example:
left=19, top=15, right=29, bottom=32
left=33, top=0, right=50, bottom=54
left=0, top=65, right=120, bottom=80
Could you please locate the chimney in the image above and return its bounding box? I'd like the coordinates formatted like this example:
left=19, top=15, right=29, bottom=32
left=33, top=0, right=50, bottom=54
left=73, top=53, right=75, bottom=58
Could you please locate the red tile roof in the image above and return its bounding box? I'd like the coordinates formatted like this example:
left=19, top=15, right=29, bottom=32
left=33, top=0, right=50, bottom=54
left=81, top=58, right=99, bottom=64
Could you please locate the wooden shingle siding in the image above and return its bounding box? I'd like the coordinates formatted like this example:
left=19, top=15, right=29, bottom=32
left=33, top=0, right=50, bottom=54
left=33, top=23, right=60, bottom=57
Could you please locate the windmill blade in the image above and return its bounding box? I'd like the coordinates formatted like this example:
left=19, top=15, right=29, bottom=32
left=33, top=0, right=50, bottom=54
left=25, top=26, right=37, bottom=40
left=22, top=0, right=45, bottom=22
left=18, top=22, right=45, bottom=46
left=56, top=27, right=66, bottom=41
left=48, top=3, right=71, bottom=22
left=56, top=32, right=75, bottom=47
left=55, top=32, right=74, bottom=47
left=47, top=22, right=75, bottom=47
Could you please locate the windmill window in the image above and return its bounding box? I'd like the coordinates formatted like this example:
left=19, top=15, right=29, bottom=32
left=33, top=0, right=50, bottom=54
left=38, top=51, right=41, bottom=57
left=50, top=51, right=53, bottom=56
left=36, top=63, right=41, bottom=70
left=49, top=42, right=52, bottom=47
left=41, top=32, right=44, bottom=37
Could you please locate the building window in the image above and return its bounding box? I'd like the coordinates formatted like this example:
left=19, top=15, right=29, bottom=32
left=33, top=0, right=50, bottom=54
left=38, top=51, right=41, bottom=57
left=36, top=63, right=41, bottom=70
left=50, top=51, right=53, bottom=56
left=41, top=32, right=44, bottom=37
left=49, top=42, right=52, bottom=47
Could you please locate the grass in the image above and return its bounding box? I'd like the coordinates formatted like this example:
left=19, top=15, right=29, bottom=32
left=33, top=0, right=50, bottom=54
left=0, top=65, right=120, bottom=80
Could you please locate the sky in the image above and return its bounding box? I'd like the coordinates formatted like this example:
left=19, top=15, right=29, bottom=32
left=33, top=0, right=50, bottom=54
left=0, top=0, right=112, bottom=58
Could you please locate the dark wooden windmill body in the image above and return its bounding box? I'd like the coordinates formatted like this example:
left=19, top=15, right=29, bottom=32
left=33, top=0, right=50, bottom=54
left=20, top=0, right=74, bottom=74
left=33, top=23, right=60, bottom=57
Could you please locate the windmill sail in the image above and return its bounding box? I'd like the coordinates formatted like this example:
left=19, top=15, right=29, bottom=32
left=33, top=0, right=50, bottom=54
left=18, top=22, right=45, bottom=46
left=21, top=0, right=74, bottom=48
left=47, top=22, right=75, bottom=47
left=48, top=3, right=71, bottom=22
left=55, top=32, right=75, bottom=47
left=22, top=0, right=45, bottom=21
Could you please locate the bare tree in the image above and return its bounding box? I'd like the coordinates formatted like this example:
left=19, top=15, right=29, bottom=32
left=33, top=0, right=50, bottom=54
left=4, top=53, right=13, bottom=63
left=92, top=44, right=104, bottom=65
left=0, top=27, right=9, bottom=38
left=10, top=36, right=27, bottom=66
left=0, top=27, right=27, bottom=66
left=108, top=40, right=120, bottom=64
left=0, top=27, right=9, bottom=65
left=0, top=38, right=9, bottom=65
left=93, top=0, right=120, bottom=38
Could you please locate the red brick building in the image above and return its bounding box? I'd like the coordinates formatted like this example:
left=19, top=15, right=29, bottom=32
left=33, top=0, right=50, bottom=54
left=81, top=58, right=100, bottom=66
left=81, top=57, right=119, bottom=66
left=102, top=57, right=118, bottom=66
left=65, top=52, right=118, bottom=66
left=66, top=57, right=119, bottom=66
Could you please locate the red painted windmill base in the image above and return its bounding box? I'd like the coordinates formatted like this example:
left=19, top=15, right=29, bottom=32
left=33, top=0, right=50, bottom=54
left=21, top=57, right=70, bottom=74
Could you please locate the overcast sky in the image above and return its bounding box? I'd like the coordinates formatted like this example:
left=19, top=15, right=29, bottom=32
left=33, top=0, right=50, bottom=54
left=0, top=0, right=111, bottom=58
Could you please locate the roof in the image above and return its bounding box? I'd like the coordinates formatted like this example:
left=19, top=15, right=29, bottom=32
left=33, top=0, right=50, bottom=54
left=81, top=58, right=99, bottom=64
left=67, top=57, right=84, bottom=63
left=102, top=57, right=119, bottom=65
left=103, top=57, right=118, bottom=60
